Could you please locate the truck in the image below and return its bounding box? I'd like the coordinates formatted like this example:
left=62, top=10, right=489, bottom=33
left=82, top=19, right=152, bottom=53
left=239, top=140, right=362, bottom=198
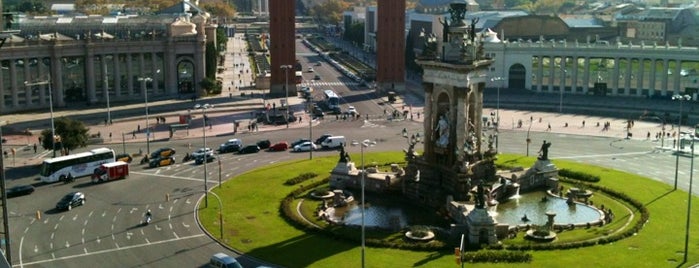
left=92, top=161, right=129, bottom=183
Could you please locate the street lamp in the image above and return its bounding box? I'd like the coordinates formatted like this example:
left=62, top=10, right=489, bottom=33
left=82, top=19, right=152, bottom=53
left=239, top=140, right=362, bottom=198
left=280, top=64, right=293, bottom=128
left=683, top=136, right=695, bottom=263
left=491, top=76, right=506, bottom=151
left=24, top=77, right=56, bottom=157
left=208, top=191, right=224, bottom=240
left=137, top=69, right=160, bottom=155
left=672, top=94, right=692, bottom=190
left=360, top=139, right=376, bottom=268
left=195, top=103, right=213, bottom=208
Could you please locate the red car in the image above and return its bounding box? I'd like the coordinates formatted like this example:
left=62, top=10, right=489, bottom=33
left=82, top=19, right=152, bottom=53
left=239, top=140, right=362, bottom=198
left=268, top=141, right=290, bottom=151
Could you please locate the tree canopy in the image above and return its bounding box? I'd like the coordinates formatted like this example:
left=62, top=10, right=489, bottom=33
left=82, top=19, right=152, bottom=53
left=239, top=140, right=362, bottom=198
left=40, top=117, right=90, bottom=155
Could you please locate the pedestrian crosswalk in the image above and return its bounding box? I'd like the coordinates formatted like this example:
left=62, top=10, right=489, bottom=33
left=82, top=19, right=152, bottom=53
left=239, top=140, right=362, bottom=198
left=300, top=81, right=360, bottom=87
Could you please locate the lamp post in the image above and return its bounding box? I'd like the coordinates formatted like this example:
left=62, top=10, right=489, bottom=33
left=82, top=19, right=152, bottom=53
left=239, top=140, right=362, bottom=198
left=208, top=191, right=224, bottom=240
left=360, top=139, right=375, bottom=268
left=491, top=76, right=505, bottom=151
left=683, top=136, right=694, bottom=263
left=195, top=103, right=213, bottom=208
left=280, top=65, right=292, bottom=128
left=25, top=77, right=56, bottom=157
left=672, top=94, right=692, bottom=190
left=105, top=69, right=111, bottom=125
left=137, top=69, right=160, bottom=155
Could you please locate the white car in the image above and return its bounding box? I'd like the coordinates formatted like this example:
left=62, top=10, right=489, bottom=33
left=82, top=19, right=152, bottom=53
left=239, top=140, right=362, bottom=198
left=191, top=147, right=214, bottom=158
left=308, top=67, right=314, bottom=72
left=293, top=142, right=317, bottom=152
left=347, top=106, right=358, bottom=115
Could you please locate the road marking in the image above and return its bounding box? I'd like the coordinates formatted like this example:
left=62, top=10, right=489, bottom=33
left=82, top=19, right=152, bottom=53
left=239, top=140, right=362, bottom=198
left=88, top=211, right=93, bottom=217
left=84, top=248, right=88, bottom=254
left=112, top=216, right=117, bottom=222
left=59, top=215, right=64, bottom=221
left=169, top=223, right=173, bottom=230
left=155, top=225, right=161, bottom=231
left=65, top=241, right=69, bottom=248
left=53, top=224, right=58, bottom=230
left=96, top=237, right=100, bottom=244
left=145, top=238, right=150, bottom=244
left=18, top=234, right=206, bottom=266
left=51, top=253, right=55, bottom=259
left=556, top=150, right=651, bottom=159
left=131, top=171, right=207, bottom=182
left=83, top=219, right=88, bottom=226
left=81, top=229, right=85, bottom=235
left=111, top=234, right=115, bottom=240
left=81, top=237, right=84, bottom=244
left=182, top=222, right=190, bottom=228
left=72, top=214, right=78, bottom=221
left=49, top=242, right=53, bottom=249
left=111, top=224, right=114, bottom=231
left=173, top=232, right=179, bottom=239
left=115, top=242, right=119, bottom=249
left=23, top=227, right=29, bottom=234
left=126, top=232, right=132, bottom=240
left=50, top=233, right=54, bottom=240
left=101, top=211, right=106, bottom=217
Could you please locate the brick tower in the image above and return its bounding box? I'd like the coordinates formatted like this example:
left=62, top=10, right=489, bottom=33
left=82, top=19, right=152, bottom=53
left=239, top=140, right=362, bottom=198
left=269, top=0, right=296, bottom=98
left=376, top=0, right=405, bottom=94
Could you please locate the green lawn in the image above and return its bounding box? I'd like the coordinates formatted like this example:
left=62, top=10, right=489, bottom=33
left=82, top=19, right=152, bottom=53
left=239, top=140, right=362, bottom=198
left=199, top=152, right=699, bottom=267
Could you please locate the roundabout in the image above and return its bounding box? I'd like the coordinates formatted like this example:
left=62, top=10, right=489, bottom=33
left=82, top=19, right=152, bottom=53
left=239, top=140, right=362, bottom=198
left=196, top=151, right=682, bottom=267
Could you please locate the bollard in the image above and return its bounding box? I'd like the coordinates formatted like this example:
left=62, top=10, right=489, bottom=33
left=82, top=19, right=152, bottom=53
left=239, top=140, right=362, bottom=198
left=166, top=193, right=170, bottom=202
left=36, top=210, right=41, bottom=220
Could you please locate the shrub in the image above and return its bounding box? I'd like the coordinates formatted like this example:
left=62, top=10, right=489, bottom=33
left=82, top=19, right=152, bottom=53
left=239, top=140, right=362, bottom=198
left=284, top=172, right=318, bottom=185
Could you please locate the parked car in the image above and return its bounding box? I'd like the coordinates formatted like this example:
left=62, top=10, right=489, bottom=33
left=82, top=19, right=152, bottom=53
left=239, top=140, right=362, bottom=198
left=315, top=134, right=333, bottom=145
left=194, top=154, right=216, bottom=165
left=269, top=141, right=289, bottom=151
left=56, top=192, right=86, bottom=211
left=6, top=184, right=35, bottom=198
left=208, top=252, right=243, bottom=268
left=293, top=141, right=317, bottom=152
left=238, top=145, right=260, bottom=154
left=307, top=67, right=314, bottom=72
left=312, top=106, right=325, bottom=118
left=315, top=62, right=322, bottom=66
left=256, top=139, right=271, bottom=150
left=149, top=157, right=175, bottom=168
left=115, top=153, right=133, bottom=163
left=314, top=74, right=321, bottom=80
left=192, top=147, right=214, bottom=158
left=150, top=147, right=176, bottom=159
left=218, top=139, right=242, bottom=153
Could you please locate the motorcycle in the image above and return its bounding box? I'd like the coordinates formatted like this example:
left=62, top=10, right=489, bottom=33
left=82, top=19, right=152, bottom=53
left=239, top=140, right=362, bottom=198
left=143, top=214, right=152, bottom=226
left=63, top=174, right=75, bottom=184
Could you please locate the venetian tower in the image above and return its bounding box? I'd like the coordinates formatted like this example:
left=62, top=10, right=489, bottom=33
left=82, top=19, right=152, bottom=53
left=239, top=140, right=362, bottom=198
left=403, top=2, right=496, bottom=207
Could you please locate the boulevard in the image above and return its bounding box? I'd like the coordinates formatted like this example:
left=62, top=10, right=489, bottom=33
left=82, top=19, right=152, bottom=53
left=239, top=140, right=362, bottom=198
left=1, top=34, right=697, bottom=267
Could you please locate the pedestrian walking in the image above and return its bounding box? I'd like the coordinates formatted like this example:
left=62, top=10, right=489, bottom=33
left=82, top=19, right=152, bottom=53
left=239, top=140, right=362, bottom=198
left=132, top=130, right=137, bottom=139
left=33, top=143, right=37, bottom=153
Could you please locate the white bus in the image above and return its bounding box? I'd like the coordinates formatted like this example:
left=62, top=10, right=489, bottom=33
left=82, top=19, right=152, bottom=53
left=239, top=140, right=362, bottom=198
left=323, top=89, right=340, bottom=112
left=39, top=147, right=116, bottom=183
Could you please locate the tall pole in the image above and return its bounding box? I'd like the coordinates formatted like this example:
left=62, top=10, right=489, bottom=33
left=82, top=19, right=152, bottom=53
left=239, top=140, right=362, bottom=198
left=491, top=77, right=505, bottom=152
left=281, top=65, right=292, bottom=128
left=139, top=69, right=159, bottom=155
left=309, top=97, right=313, bottom=160
left=25, top=78, right=55, bottom=157
left=0, top=122, right=12, bottom=265
left=105, top=71, right=111, bottom=125
left=218, top=158, right=222, bottom=189
left=683, top=137, right=694, bottom=263
left=360, top=142, right=366, bottom=268
left=673, top=94, right=691, bottom=190
left=121, top=132, right=126, bottom=154
left=197, top=104, right=212, bottom=208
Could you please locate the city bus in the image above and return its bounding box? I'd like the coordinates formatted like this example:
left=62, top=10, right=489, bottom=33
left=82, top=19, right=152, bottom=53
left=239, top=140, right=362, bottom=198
left=39, top=147, right=116, bottom=183
left=323, top=89, right=340, bottom=112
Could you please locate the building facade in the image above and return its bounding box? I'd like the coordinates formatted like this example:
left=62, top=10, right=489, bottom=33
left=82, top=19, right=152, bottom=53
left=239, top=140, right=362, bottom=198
left=0, top=8, right=211, bottom=113
left=269, top=0, right=296, bottom=97
left=376, top=0, right=406, bottom=93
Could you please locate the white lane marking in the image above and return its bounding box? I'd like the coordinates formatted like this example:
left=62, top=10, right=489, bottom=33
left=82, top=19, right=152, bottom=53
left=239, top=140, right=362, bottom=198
left=129, top=208, right=139, bottom=214
left=50, top=233, right=54, bottom=240
left=53, top=224, right=58, bottom=230
left=145, top=238, right=150, bottom=244
left=88, top=211, right=94, bottom=217
left=84, top=248, right=88, bottom=254
left=112, top=216, right=117, bottom=222
left=130, top=171, right=217, bottom=182
left=33, top=244, right=37, bottom=253
left=111, top=224, right=114, bottom=231
left=23, top=227, right=29, bottom=234
left=115, top=242, right=119, bottom=249
left=81, top=229, right=85, bottom=236
left=83, top=219, right=88, bottom=226
left=140, top=229, right=144, bottom=235
left=154, top=225, right=161, bottom=231
left=182, top=222, right=190, bottom=228
left=169, top=223, right=173, bottom=230
left=18, top=237, right=24, bottom=267
left=101, top=211, right=106, bottom=217
left=29, top=218, right=35, bottom=225
left=51, top=253, right=55, bottom=259
left=173, top=198, right=178, bottom=204
left=126, top=232, right=132, bottom=240
left=185, top=199, right=191, bottom=204
left=72, top=214, right=78, bottom=221
left=96, top=237, right=100, bottom=244
left=65, top=241, right=69, bottom=248
left=172, top=232, right=179, bottom=239
left=111, top=234, right=115, bottom=240
left=19, top=234, right=206, bottom=266
left=81, top=237, right=84, bottom=244
left=49, top=242, right=53, bottom=249
left=556, top=150, right=650, bottom=159
left=59, top=215, right=64, bottom=221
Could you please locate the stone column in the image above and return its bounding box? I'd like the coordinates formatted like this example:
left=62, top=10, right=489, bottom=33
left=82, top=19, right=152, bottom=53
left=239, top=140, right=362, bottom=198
left=583, top=57, right=590, bottom=94
left=0, top=60, right=4, bottom=111
left=571, top=56, right=579, bottom=93
left=649, top=59, right=657, bottom=95
left=114, top=54, right=121, bottom=97
left=85, top=53, right=96, bottom=103
left=423, top=82, right=434, bottom=160
left=537, top=56, right=544, bottom=92
left=547, top=56, right=554, bottom=93
left=152, top=52, right=159, bottom=94
left=637, top=59, right=645, bottom=96
left=126, top=54, right=133, bottom=95
left=660, top=59, right=668, bottom=96
left=38, top=59, right=47, bottom=106
left=612, top=57, right=619, bottom=95
left=50, top=51, right=64, bottom=107
left=23, top=57, right=31, bottom=105
left=9, top=60, right=18, bottom=108
left=625, top=57, right=632, bottom=95
left=673, top=60, right=682, bottom=94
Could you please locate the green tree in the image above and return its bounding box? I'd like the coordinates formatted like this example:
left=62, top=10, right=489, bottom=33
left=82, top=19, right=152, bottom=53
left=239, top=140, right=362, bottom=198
left=200, top=0, right=235, bottom=18
left=17, top=0, right=48, bottom=14
left=343, top=22, right=364, bottom=44
left=199, top=77, right=221, bottom=95
left=40, top=117, right=90, bottom=155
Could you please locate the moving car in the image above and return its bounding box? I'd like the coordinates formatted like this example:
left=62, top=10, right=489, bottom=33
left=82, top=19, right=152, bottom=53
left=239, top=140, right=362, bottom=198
left=91, top=161, right=129, bottom=183
left=218, top=139, right=242, bottom=153
left=238, top=145, right=260, bottom=154
left=116, top=153, right=133, bottom=163
left=314, top=74, right=321, bottom=80
left=290, top=139, right=311, bottom=148
left=293, top=141, right=317, bottom=152
left=149, top=157, right=175, bottom=168
left=312, top=106, right=325, bottom=118
left=150, top=147, right=176, bottom=159
left=256, top=139, right=271, bottom=150
left=268, top=141, right=289, bottom=151
left=194, top=154, right=216, bottom=165
left=347, top=106, right=358, bottom=116
left=192, top=147, right=214, bottom=158
left=320, top=136, right=346, bottom=149
left=56, top=192, right=86, bottom=211
left=307, top=67, right=314, bottom=72
left=208, top=252, right=243, bottom=268
left=6, top=184, right=35, bottom=198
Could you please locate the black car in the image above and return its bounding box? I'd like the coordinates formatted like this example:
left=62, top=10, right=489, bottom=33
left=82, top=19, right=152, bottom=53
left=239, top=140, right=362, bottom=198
left=194, top=154, right=216, bottom=165
left=56, top=192, right=86, bottom=211
left=238, top=145, right=260, bottom=154
left=315, top=134, right=333, bottom=145
left=6, top=185, right=35, bottom=198
left=291, top=139, right=311, bottom=148
left=150, top=147, right=176, bottom=159
left=256, top=139, right=271, bottom=150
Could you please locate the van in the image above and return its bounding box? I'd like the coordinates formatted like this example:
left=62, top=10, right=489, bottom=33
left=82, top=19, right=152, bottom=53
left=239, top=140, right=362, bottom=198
left=209, top=253, right=243, bottom=268
left=321, top=136, right=346, bottom=149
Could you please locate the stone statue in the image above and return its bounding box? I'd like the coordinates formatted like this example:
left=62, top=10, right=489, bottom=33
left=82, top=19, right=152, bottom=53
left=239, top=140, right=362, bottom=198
left=538, top=140, right=552, bottom=160
left=439, top=17, right=449, bottom=43
left=436, top=113, right=450, bottom=148
left=475, top=181, right=486, bottom=209
left=469, top=18, right=479, bottom=43
left=338, top=144, right=348, bottom=163
left=449, top=2, right=467, bottom=27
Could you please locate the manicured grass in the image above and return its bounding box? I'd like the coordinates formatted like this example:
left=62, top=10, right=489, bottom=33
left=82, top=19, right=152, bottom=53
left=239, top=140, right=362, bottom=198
left=199, top=152, right=699, bottom=267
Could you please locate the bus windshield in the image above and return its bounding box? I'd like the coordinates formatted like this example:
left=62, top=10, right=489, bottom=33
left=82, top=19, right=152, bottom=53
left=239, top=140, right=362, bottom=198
left=39, top=148, right=115, bottom=183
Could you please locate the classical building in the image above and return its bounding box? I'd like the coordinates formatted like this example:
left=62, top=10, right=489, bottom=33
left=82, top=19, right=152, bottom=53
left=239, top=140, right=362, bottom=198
left=0, top=1, right=214, bottom=113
